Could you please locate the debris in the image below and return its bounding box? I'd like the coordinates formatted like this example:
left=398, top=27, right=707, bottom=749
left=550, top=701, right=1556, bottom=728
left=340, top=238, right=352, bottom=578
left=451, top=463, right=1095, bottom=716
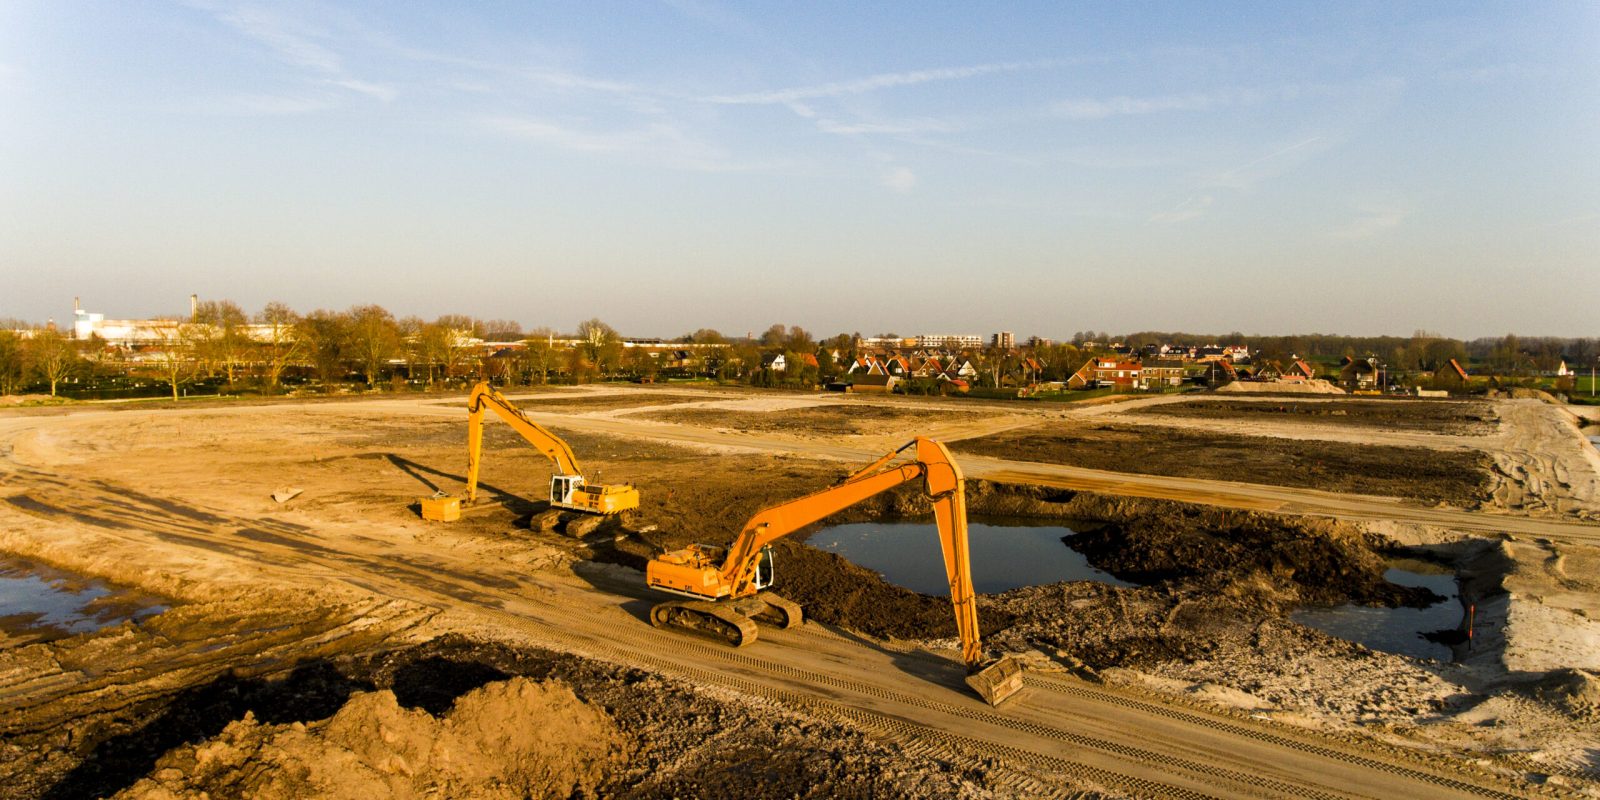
left=271, top=487, right=304, bottom=504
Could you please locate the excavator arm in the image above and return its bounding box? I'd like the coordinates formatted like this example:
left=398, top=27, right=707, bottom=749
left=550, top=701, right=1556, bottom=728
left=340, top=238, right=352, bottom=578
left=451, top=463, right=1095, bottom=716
left=463, top=381, right=583, bottom=503
left=712, top=437, right=1018, bottom=702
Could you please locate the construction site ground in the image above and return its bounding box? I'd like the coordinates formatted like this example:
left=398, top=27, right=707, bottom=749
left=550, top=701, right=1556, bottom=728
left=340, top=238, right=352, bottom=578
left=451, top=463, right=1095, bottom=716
left=2, top=385, right=1598, bottom=798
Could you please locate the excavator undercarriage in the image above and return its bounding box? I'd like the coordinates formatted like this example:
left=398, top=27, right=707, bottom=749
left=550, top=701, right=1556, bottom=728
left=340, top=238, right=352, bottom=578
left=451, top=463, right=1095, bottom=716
left=648, top=591, right=801, bottom=647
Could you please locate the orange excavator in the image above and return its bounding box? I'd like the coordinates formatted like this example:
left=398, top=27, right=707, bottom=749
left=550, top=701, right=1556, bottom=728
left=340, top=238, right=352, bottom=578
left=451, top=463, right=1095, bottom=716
left=645, top=437, right=1025, bottom=706
left=419, top=381, right=640, bottom=521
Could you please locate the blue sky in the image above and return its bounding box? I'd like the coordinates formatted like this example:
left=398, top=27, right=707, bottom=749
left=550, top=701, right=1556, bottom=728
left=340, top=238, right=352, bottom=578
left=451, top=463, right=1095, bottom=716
left=2, top=2, right=1596, bottom=339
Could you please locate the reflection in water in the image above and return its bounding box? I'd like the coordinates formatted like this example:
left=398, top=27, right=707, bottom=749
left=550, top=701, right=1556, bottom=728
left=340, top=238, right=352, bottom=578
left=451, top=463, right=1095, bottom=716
left=0, top=560, right=168, bottom=639
left=812, top=521, right=1135, bottom=596
left=1290, top=560, right=1460, bottom=662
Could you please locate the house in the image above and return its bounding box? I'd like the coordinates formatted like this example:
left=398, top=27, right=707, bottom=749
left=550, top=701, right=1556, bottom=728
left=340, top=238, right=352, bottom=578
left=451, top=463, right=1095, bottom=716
left=1339, top=356, right=1379, bottom=390
left=1254, top=361, right=1285, bottom=381
left=884, top=355, right=911, bottom=377
left=911, top=357, right=944, bottom=378
left=1141, top=358, right=1185, bottom=387
left=949, top=359, right=979, bottom=379
left=848, top=355, right=884, bottom=375
left=1433, top=358, right=1470, bottom=391
left=1199, top=359, right=1236, bottom=387
left=1088, top=359, right=1143, bottom=388
left=762, top=353, right=787, bottom=373
left=1286, top=360, right=1316, bottom=381
left=1224, top=345, right=1251, bottom=363
left=1196, top=346, right=1228, bottom=362
left=1067, top=358, right=1098, bottom=389
left=850, top=373, right=900, bottom=394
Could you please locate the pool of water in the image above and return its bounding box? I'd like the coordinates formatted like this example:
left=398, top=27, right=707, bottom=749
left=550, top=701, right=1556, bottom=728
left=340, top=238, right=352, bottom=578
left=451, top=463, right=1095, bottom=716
left=0, top=558, right=168, bottom=642
left=810, top=520, right=1135, bottom=596
left=1290, top=559, right=1460, bottom=662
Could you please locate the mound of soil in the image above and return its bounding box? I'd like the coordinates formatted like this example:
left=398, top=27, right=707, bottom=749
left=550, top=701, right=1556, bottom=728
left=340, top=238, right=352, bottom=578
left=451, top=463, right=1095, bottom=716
left=116, top=677, right=623, bottom=800
left=1065, top=510, right=1440, bottom=610
left=17, top=637, right=991, bottom=800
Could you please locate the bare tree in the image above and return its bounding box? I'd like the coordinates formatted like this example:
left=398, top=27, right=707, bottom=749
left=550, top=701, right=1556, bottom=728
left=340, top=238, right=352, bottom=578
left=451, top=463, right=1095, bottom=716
left=433, top=315, right=481, bottom=384
left=149, top=320, right=199, bottom=401
left=523, top=327, right=559, bottom=385
left=576, top=318, right=619, bottom=380
left=256, top=302, right=304, bottom=393
left=26, top=327, right=78, bottom=396
left=295, top=310, right=350, bottom=390
left=192, top=300, right=251, bottom=386
left=345, top=305, right=400, bottom=388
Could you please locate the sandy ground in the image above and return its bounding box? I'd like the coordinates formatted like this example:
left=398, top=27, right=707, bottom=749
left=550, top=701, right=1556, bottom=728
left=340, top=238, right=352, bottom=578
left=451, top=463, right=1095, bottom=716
left=2, top=386, right=1598, bottom=797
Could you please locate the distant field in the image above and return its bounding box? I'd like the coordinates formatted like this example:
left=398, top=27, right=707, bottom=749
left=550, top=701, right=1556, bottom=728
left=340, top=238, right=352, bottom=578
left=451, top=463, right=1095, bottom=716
left=1130, top=399, right=1497, bottom=435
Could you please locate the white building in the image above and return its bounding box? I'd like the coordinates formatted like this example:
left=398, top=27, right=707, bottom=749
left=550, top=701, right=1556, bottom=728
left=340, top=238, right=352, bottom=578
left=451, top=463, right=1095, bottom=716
left=916, top=333, right=984, bottom=349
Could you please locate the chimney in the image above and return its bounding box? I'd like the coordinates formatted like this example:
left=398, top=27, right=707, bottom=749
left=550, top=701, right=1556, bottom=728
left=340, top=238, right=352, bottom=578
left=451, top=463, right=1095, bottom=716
left=190, top=294, right=198, bottom=320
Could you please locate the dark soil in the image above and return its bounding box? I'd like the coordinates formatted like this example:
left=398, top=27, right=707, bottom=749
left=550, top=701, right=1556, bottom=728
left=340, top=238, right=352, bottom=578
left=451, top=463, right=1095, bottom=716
left=1133, top=399, right=1497, bottom=434
left=1, top=636, right=991, bottom=800
left=950, top=423, right=1493, bottom=506
left=642, top=404, right=974, bottom=436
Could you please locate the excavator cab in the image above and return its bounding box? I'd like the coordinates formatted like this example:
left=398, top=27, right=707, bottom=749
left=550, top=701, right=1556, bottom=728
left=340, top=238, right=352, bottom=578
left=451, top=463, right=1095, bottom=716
left=550, top=474, right=584, bottom=507
left=753, top=546, right=774, bottom=591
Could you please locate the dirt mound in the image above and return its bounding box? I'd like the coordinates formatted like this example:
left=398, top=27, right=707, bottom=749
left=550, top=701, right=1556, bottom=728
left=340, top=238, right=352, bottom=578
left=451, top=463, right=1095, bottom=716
left=1488, top=387, right=1561, bottom=404
left=1531, top=668, right=1600, bottom=719
left=115, top=677, right=624, bottom=800
left=1217, top=380, right=1346, bottom=395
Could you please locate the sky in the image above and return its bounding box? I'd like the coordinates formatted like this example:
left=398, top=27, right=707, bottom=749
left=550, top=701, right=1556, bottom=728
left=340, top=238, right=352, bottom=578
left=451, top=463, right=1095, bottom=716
left=1, top=1, right=1597, bottom=340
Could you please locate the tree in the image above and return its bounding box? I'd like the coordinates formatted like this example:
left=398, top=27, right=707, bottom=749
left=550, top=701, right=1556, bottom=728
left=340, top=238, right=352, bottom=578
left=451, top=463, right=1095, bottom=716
left=481, top=319, right=524, bottom=341
left=626, top=345, right=659, bottom=380
left=192, top=299, right=250, bottom=386
left=345, top=305, right=401, bottom=387
left=434, top=315, right=481, bottom=383
left=0, top=326, right=26, bottom=396
left=148, top=320, right=199, bottom=401
left=759, top=324, right=786, bottom=348
left=523, top=327, right=559, bottom=385
left=26, top=328, right=77, bottom=397
left=255, top=302, right=304, bottom=392
left=576, top=318, right=620, bottom=379
left=689, top=328, right=726, bottom=345
left=295, top=310, right=350, bottom=389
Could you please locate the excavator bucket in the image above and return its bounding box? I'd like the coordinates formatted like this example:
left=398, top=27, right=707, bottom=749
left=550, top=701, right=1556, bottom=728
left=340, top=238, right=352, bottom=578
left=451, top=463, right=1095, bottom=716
left=966, top=656, right=1025, bottom=706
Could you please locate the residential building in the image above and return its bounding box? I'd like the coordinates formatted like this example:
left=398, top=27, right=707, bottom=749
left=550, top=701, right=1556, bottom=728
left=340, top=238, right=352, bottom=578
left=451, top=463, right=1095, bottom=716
left=992, top=331, right=1015, bottom=350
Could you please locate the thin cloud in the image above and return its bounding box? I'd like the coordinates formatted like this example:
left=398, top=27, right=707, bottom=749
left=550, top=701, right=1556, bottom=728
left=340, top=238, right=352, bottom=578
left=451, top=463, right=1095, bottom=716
left=702, top=59, right=1068, bottom=105
left=1207, top=136, right=1325, bottom=189
left=815, top=116, right=958, bottom=136
left=1056, top=91, right=1235, bottom=120
left=188, top=1, right=396, bottom=104
left=1149, top=194, right=1214, bottom=224
left=881, top=167, right=917, bottom=193
left=216, top=93, right=336, bottom=116
left=1329, top=205, right=1411, bottom=239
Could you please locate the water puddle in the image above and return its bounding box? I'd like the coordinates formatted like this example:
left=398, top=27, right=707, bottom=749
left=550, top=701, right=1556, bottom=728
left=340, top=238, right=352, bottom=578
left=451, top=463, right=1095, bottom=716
left=1290, top=558, right=1460, bottom=661
left=0, top=557, right=169, bottom=644
left=812, top=520, right=1135, bottom=596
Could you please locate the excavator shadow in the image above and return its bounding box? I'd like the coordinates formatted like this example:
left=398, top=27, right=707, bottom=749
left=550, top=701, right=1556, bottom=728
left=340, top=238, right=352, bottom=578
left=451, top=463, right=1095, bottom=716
left=378, top=453, right=540, bottom=518
left=807, top=622, right=977, bottom=698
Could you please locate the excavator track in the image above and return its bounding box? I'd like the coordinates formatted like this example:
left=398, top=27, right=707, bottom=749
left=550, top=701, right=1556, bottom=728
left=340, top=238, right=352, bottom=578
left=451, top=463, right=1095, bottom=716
left=750, top=592, right=803, bottom=629
left=650, top=599, right=760, bottom=647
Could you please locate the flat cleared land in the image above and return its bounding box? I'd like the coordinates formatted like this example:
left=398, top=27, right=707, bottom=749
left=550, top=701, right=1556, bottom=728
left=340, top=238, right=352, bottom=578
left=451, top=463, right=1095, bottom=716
left=2, top=386, right=1597, bottom=798
left=1131, top=398, right=1498, bottom=434
left=641, top=403, right=976, bottom=436
left=949, top=423, right=1494, bottom=507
